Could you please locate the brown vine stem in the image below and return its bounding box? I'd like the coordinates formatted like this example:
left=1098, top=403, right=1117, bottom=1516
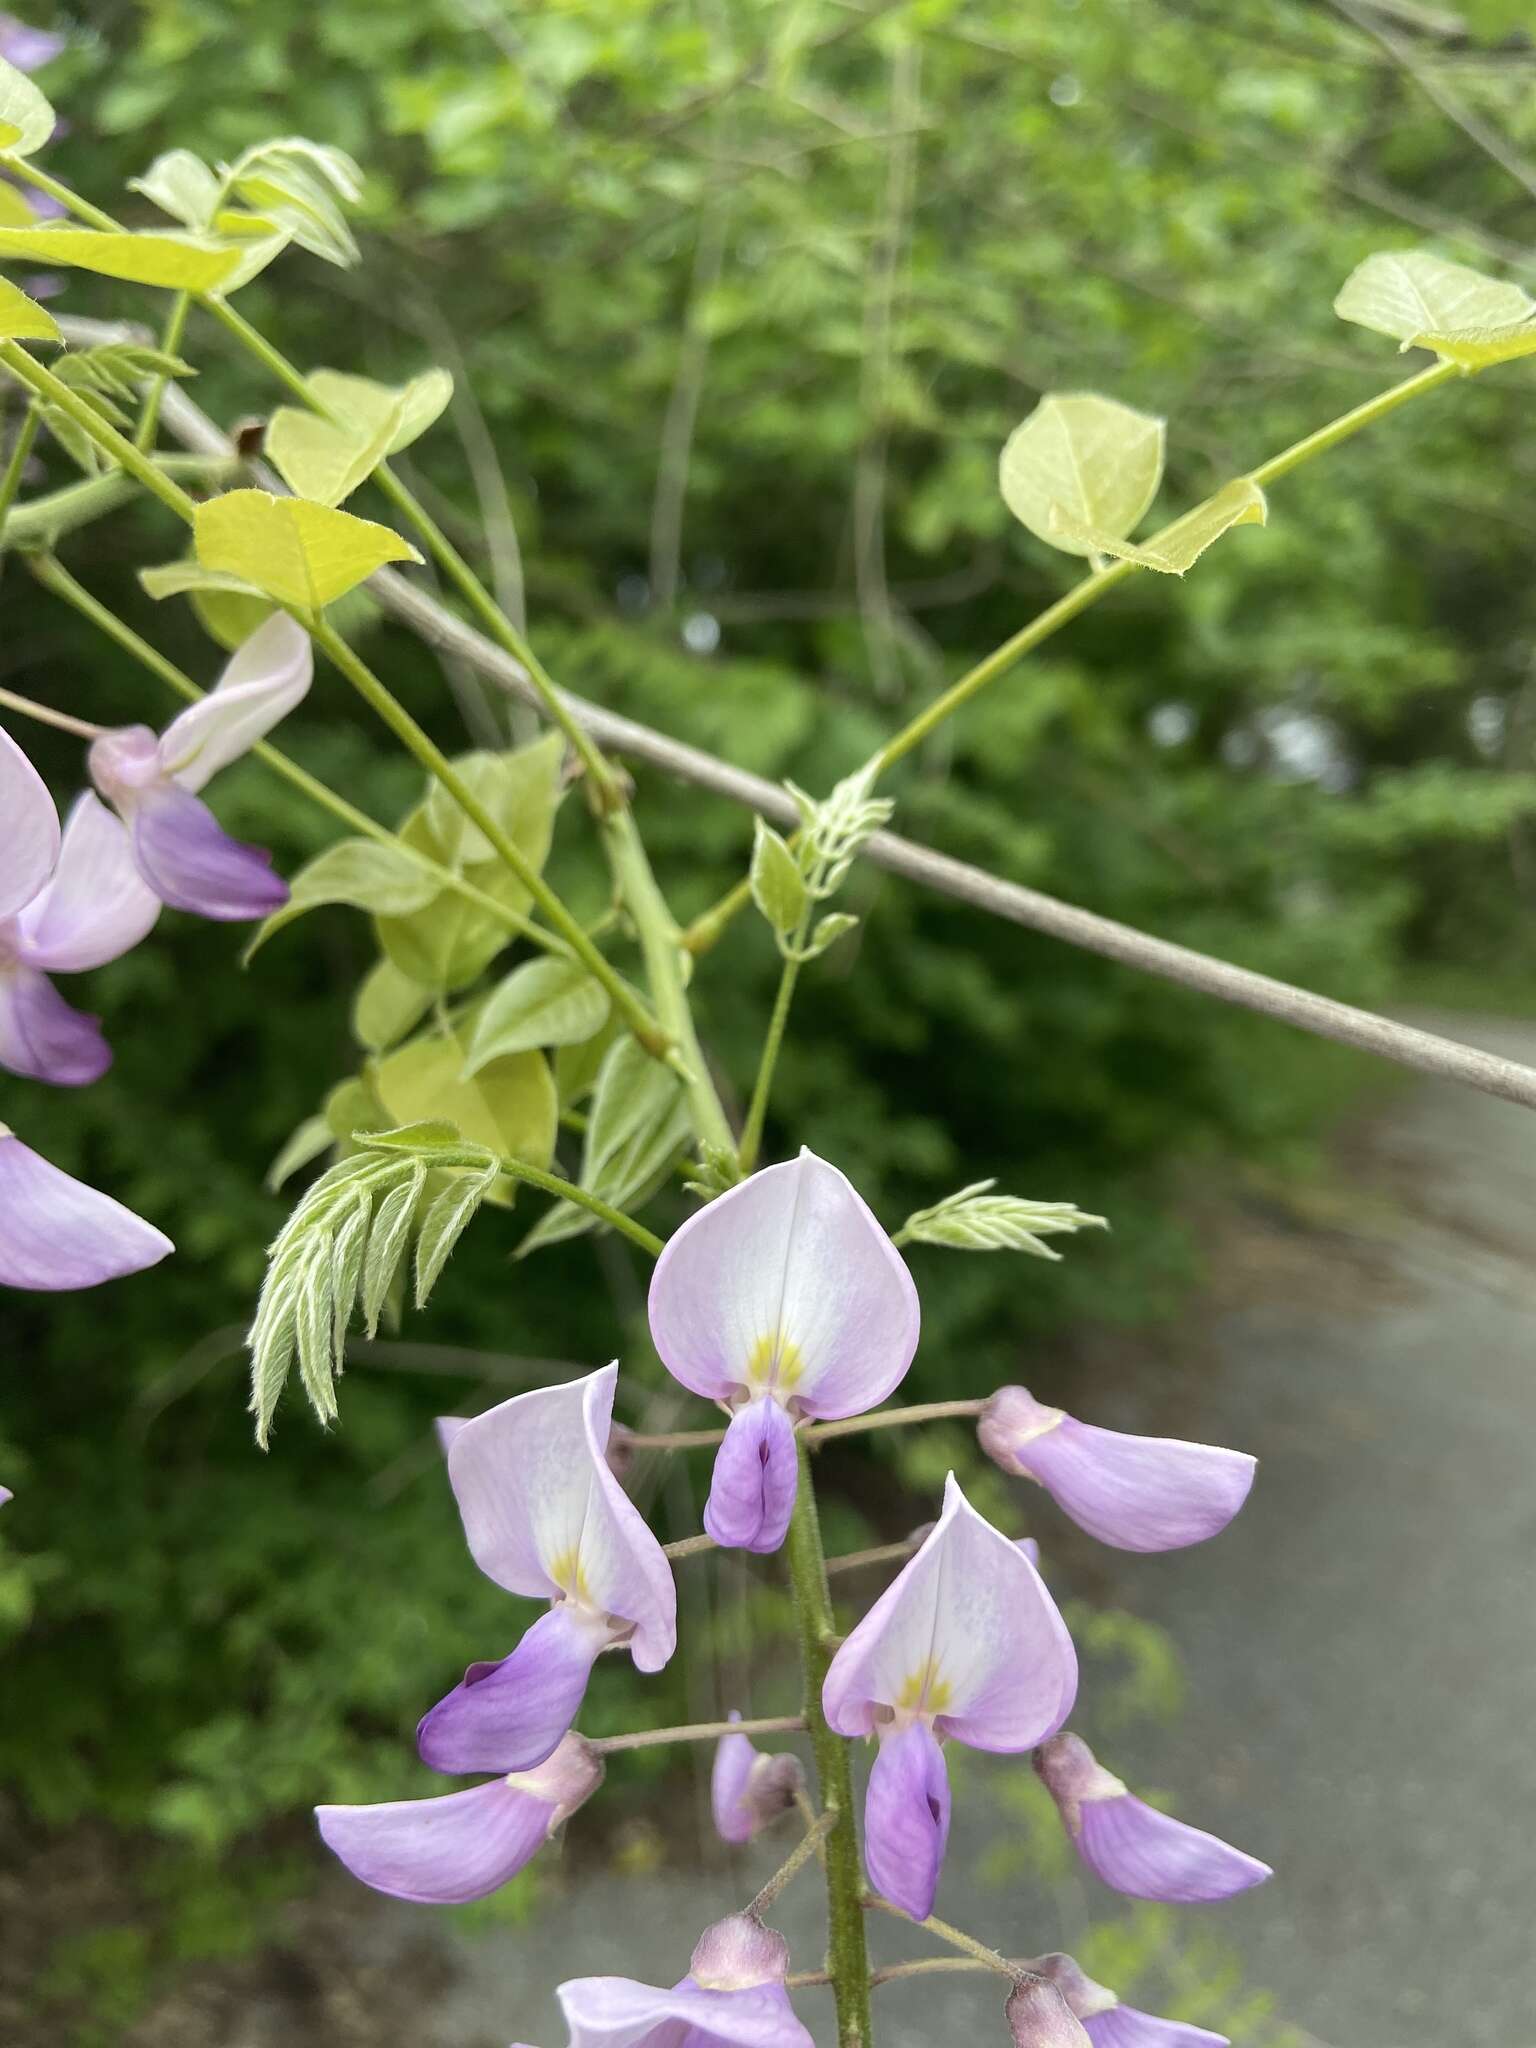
left=588, top=1714, right=804, bottom=1755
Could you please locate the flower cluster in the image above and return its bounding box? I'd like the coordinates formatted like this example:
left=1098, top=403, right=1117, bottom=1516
left=0, top=617, right=309, bottom=1292
left=316, top=1147, right=1267, bottom=2047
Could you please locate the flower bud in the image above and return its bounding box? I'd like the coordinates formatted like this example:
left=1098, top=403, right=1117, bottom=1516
left=1006, top=1976, right=1093, bottom=2047
left=689, top=1913, right=791, bottom=1991
left=712, top=1711, right=806, bottom=1843
left=1019, top=1954, right=1117, bottom=2020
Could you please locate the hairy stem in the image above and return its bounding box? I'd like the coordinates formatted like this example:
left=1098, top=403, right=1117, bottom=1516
left=661, top=1533, right=718, bottom=1560
left=806, top=1399, right=984, bottom=1444
left=862, top=1893, right=1018, bottom=1978
left=785, top=1440, right=873, bottom=2046
left=589, top=1714, right=804, bottom=1756
left=748, top=1807, right=841, bottom=1916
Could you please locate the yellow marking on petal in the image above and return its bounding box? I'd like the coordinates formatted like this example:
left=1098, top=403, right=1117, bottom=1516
left=896, top=1658, right=953, bottom=1716
left=745, top=1325, right=804, bottom=1394
left=545, top=1547, right=591, bottom=1604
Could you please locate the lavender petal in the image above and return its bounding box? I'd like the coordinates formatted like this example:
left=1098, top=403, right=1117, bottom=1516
left=704, top=1396, right=799, bottom=1554
left=0, top=721, right=60, bottom=921
left=128, top=783, right=287, bottom=920
left=417, top=1603, right=604, bottom=1776
left=1076, top=1792, right=1272, bottom=1904
left=863, top=1719, right=951, bottom=1921
left=0, top=1131, right=172, bottom=1291
left=316, top=1775, right=557, bottom=1905
left=1085, top=2008, right=1230, bottom=2048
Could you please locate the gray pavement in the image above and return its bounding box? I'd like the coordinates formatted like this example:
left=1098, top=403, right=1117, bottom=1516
left=394, top=1014, right=1536, bottom=2047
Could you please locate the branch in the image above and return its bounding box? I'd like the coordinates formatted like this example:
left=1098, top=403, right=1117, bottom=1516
left=77, top=321, right=1536, bottom=1119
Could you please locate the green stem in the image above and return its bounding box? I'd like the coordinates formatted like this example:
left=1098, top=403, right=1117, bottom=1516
left=739, top=938, right=804, bottom=1174
left=133, top=290, right=191, bottom=450
left=357, top=1135, right=665, bottom=1255
left=785, top=1440, right=873, bottom=2047
left=0, top=682, right=103, bottom=740
left=1, top=457, right=242, bottom=554
left=27, top=554, right=568, bottom=958
left=0, top=401, right=39, bottom=531
left=0, top=156, right=118, bottom=229
left=0, top=341, right=198, bottom=521
left=589, top=1714, right=804, bottom=1755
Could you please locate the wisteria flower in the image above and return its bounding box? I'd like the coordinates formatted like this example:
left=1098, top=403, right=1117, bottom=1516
left=823, top=1473, right=1077, bottom=1919
left=0, top=1486, right=11, bottom=1508
left=648, top=1148, right=919, bottom=1554
left=1035, top=1734, right=1271, bottom=1904
left=1, top=724, right=160, bottom=1085
left=549, top=1917, right=812, bottom=2048
left=1023, top=1953, right=1229, bottom=2048
left=712, top=1712, right=805, bottom=1844
left=0, top=1125, right=173, bottom=1291
left=88, top=614, right=312, bottom=921
left=1006, top=1977, right=1093, bottom=2047
left=316, top=1730, right=602, bottom=1905
left=417, top=1365, right=675, bottom=1775
left=979, top=1386, right=1255, bottom=1553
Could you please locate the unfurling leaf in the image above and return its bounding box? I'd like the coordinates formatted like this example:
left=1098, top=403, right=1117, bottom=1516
left=518, top=1037, right=689, bottom=1254
left=785, top=764, right=894, bottom=896
left=0, top=226, right=242, bottom=292
left=0, top=273, right=59, bottom=342
left=221, top=137, right=365, bottom=269
left=462, top=956, right=611, bottom=1074
left=247, top=837, right=440, bottom=956
left=749, top=817, right=808, bottom=936
left=1000, top=393, right=1165, bottom=558
left=352, top=957, right=432, bottom=1053
left=893, top=1179, right=1109, bottom=1258
left=266, top=394, right=405, bottom=508
left=374, top=1029, right=557, bottom=1173
left=800, top=911, right=859, bottom=960
left=129, top=149, right=223, bottom=231
left=1048, top=476, right=1268, bottom=577
left=1334, top=249, right=1535, bottom=349
left=0, top=55, right=55, bottom=156
left=414, top=1162, right=500, bottom=1307
left=194, top=490, right=421, bottom=611
left=55, top=344, right=195, bottom=403
left=140, top=559, right=275, bottom=650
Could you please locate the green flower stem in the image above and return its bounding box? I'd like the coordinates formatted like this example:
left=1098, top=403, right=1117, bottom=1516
left=738, top=931, right=806, bottom=1174
left=786, top=1439, right=874, bottom=2048
left=0, top=401, right=39, bottom=532
left=0, top=682, right=103, bottom=740
left=806, top=1399, right=985, bottom=1444
left=682, top=356, right=1469, bottom=956
left=25, top=553, right=566, bottom=958
left=133, top=289, right=191, bottom=450
left=589, top=1714, right=805, bottom=1756
left=0, top=156, right=118, bottom=228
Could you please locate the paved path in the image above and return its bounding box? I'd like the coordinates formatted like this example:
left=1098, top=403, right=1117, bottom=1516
left=376, top=1015, right=1536, bottom=2048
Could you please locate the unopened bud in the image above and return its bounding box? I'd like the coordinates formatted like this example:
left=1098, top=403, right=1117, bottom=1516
left=1006, top=1976, right=1093, bottom=2047
left=1019, top=1954, right=1117, bottom=2021
left=689, top=1913, right=790, bottom=1992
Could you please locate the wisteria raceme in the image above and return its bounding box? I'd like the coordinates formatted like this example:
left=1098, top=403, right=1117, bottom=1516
left=417, top=1366, right=675, bottom=1774
left=88, top=614, right=312, bottom=921
left=316, top=1731, right=602, bottom=1905
left=712, top=1713, right=806, bottom=1844
left=1, top=724, right=160, bottom=1085
left=1025, top=1953, right=1230, bottom=2048
left=978, top=1386, right=1255, bottom=1553
left=0, top=1126, right=173, bottom=1291
left=1035, top=1733, right=1271, bottom=1904
left=647, top=1148, right=919, bottom=1554
left=823, top=1472, right=1077, bottom=1919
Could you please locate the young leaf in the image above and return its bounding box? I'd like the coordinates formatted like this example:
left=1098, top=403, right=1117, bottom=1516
left=265, top=1113, right=333, bottom=1192
left=223, top=138, right=364, bottom=268
left=461, top=956, right=611, bottom=1074
left=1409, top=324, right=1536, bottom=372
left=0, top=226, right=242, bottom=292
left=246, top=837, right=441, bottom=956
left=800, top=911, right=859, bottom=959
left=1048, top=476, right=1268, bottom=577
left=414, top=1162, right=500, bottom=1308
left=518, top=1038, right=689, bottom=1254
left=194, top=490, right=421, bottom=611
left=0, top=182, right=36, bottom=227
left=374, top=1031, right=558, bottom=1171
left=893, top=1179, right=1108, bottom=1257
left=750, top=816, right=808, bottom=936
left=0, top=54, right=54, bottom=156
left=361, top=1166, right=426, bottom=1336
left=265, top=394, right=406, bottom=508
left=1334, top=249, right=1535, bottom=347
left=555, top=1011, right=622, bottom=1108
left=129, top=149, right=223, bottom=232
left=0, top=273, right=59, bottom=342
left=352, top=957, right=432, bottom=1053
left=1000, top=393, right=1165, bottom=558
left=307, top=366, right=454, bottom=455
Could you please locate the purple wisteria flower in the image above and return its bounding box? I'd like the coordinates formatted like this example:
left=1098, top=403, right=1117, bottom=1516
left=1023, top=1953, right=1229, bottom=2048
left=87, top=614, right=312, bottom=921
left=417, top=1366, right=676, bottom=1775
left=979, top=1385, right=1255, bottom=1553
left=712, top=1712, right=805, bottom=1844
left=1006, top=1977, right=1093, bottom=2047
left=0, top=1126, right=173, bottom=1290
left=1035, top=1734, right=1271, bottom=1904
left=1, top=724, right=160, bottom=1085
left=316, top=1730, right=602, bottom=1905
left=0, top=1486, right=11, bottom=1508
left=823, top=1473, right=1078, bottom=1920
left=542, top=1917, right=813, bottom=2048
left=647, top=1148, right=919, bottom=1554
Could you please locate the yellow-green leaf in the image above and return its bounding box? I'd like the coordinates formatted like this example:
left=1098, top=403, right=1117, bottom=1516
left=0, top=182, right=37, bottom=227
left=1409, top=323, right=1536, bottom=371
left=462, top=957, right=611, bottom=1075
left=265, top=396, right=404, bottom=507
left=0, top=272, right=59, bottom=342
left=0, top=55, right=54, bottom=157
left=1048, top=477, right=1268, bottom=577
left=1334, top=249, right=1536, bottom=346
left=999, top=393, right=1166, bottom=559
left=749, top=816, right=808, bottom=936
left=352, top=957, right=432, bottom=1053
left=0, top=226, right=242, bottom=292
left=194, top=490, right=421, bottom=611
left=307, top=366, right=454, bottom=455
left=374, top=1032, right=557, bottom=1172
left=247, top=836, right=442, bottom=956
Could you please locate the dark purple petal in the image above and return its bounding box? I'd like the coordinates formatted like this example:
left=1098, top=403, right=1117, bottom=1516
left=1084, top=2008, right=1228, bottom=2048
left=863, top=1719, right=951, bottom=1921
left=1076, top=1793, right=1272, bottom=1904
left=316, top=1775, right=557, bottom=1905
left=128, top=783, right=287, bottom=920
left=1007, top=1980, right=1093, bottom=2048
left=417, top=1603, right=604, bottom=1776
left=0, top=1132, right=172, bottom=1291
left=0, top=965, right=110, bottom=1085
left=704, top=1396, right=799, bottom=1554
left=15, top=793, right=160, bottom=972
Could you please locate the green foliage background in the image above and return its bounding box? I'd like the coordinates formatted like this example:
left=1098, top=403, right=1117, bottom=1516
left=5, top=0, right=1536, bottom=2030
